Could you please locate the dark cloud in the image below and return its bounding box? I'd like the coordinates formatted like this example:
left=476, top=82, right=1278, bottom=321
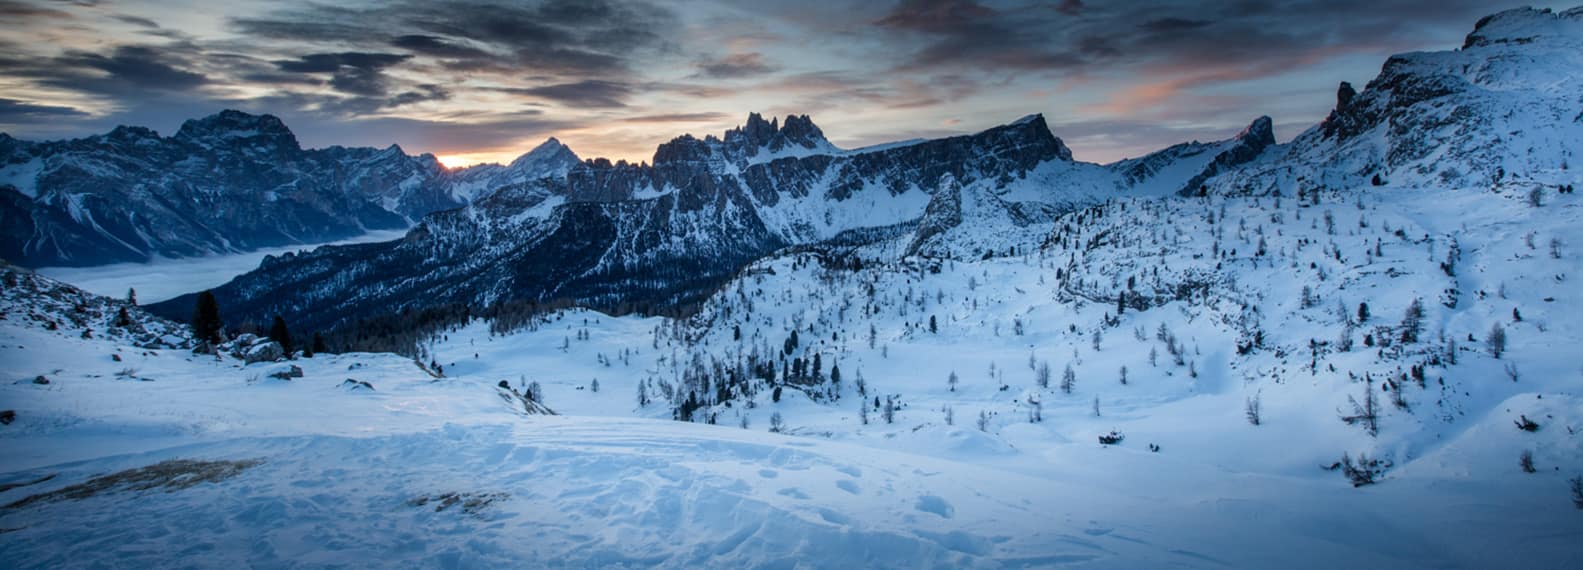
left=387, top=84, right=451, bottom=107
left=1139, top=17, right=1211, bottom=33
left=229, top=18, right=372, bottom=44
left=874, top=0, right=995, bottom=33
left=275, top=52, right=411, bottom=74
left=501, top=80, right=632, bottom=108
left=874, top=0, right=1086, bottom=72
left=269, top=52, right=413, bottom=98
left=0, top=0, right=72, bottom=20
left=112, top=14, right=161, bottom=29
left=0, top=44, right=210, bottom=99
left=66, top=45, right=206, bottom=90
left=695, top=52, right=778, bottom=79
left=390, top=34, right=494, bottom=61
left=232, top=0, right=676, bottom=77
left=0, top=97, right=89, bottom=122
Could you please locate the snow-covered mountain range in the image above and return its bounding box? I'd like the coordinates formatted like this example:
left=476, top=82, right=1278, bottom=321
left=0, top=110, right=579, bottom=267
left=143, top=109, right=1278, bottom=337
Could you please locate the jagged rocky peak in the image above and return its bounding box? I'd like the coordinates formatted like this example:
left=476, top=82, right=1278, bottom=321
left=720, top=112, right=834, bottom=159
left=1463, top=6, right=1583, bottom=48
left=726, top=112, right=830, bottom=153
left=1237, top=116, right=1275, bottom=149
left=1335, top=82, right=1357, bottom=111
left=980, top=114, right=1072, bottom=162
left=173, top=109, right=301, bottom=152
left=647, top=112, right=834, bottom=166
left=105, top=125, right=161, bottom=141
left=651, top=133, right=715, bottom=166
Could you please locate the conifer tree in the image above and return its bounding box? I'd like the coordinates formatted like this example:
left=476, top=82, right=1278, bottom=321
left=268, top=315, right=293, bottom=355
left=1400, top=298, right=1424, bottom=343
left=191, top=291, right=223, bottom=345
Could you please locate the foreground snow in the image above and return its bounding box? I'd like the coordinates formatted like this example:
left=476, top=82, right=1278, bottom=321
left=1, top=290, right=1578, bottom=568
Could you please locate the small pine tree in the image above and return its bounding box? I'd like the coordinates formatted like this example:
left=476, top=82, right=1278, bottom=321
left=590, top=378, right=600, bottom=393
left=191, top=291, right=223, bottom=345
left=114, top=306, right=132, bottom=328
left=929, top=315, right=938, bottom=334
left=770, top=412, right=784, bottom=433
left=976, top=410, right=990, bottom=432
left=312, top=332, right=328, bottom=355
left=1061, top=363, right=1076, bottom=394
left=948, top=370, right=959, bottom=392
left=1246, top=393, right=1262, bottom=426
left=1400, top=298, right=1423, bottom=343
left=1357, top=302, right=1370, bottom=323
left=268, top=315, right=293, bottom=355
left=126, top=287, right=137, bottom=306
left=1036, top=361, right=1051, bottom=388
left=1488, top=323, right=1507, bottom=359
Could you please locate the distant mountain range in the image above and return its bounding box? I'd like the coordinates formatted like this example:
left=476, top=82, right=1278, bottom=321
left=0, top=110, right=579, bottom=267
left=139, top=108, right=1276, bottom=337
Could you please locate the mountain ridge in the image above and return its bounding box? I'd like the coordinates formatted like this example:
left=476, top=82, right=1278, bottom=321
left=0, top=110, right=581, bottom=267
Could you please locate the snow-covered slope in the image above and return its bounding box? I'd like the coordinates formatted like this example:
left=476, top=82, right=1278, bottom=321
left=1204, top=7, right=1583, bottom=196
left=3, top=212, right=1580, bottom=566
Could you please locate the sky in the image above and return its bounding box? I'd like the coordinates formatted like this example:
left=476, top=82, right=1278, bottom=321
left=0, top=0, right=1570, bottom=166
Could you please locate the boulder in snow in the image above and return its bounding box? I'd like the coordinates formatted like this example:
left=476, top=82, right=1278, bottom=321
left=243, top=341, right=284, bottom=364
left=267, top=365, right=304, bottom=380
